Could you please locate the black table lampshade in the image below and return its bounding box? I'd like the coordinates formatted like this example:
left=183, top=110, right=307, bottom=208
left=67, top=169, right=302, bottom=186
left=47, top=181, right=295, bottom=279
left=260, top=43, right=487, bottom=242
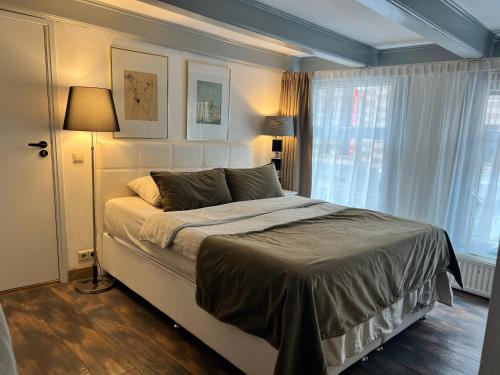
left=262, top=116, right=294, bottom=137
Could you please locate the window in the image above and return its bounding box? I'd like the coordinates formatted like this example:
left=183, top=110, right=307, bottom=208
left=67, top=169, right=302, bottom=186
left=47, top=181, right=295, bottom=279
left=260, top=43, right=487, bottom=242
left=470, top=84, right=500, bottom=259
left=312, top=82, right=391, bottom=210
left=312, top=67, right=499, bottom=260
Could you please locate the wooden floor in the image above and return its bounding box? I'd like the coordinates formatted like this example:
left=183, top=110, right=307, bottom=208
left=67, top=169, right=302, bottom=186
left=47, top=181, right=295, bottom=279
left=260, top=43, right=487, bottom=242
left=0, top=282, right=489, bottom=375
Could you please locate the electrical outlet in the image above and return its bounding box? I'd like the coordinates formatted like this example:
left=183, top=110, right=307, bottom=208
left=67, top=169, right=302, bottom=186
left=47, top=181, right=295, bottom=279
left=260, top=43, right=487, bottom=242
left=78, top=249, right=95, bottom=262
left=72, top=151, right=84, bottom=163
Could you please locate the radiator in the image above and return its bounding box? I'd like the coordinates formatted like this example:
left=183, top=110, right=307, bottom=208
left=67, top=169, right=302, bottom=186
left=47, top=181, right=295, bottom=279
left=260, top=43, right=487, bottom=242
left=450, top=255, right=496, bottom=298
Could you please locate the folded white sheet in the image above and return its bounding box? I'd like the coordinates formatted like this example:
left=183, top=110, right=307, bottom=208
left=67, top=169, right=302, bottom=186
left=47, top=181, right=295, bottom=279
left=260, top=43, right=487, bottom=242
left=139, top=196, right=345, bottom=260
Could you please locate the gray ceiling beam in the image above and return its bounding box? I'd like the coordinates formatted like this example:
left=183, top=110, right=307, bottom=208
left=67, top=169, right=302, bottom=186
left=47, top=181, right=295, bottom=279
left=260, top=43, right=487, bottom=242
left=152, top=0, right=376, bottom=67
left=376, top=43, right=460, bottom=66
left=298, top=44, right=461, bottom=72
left=357, top=0, right=495, bottom=58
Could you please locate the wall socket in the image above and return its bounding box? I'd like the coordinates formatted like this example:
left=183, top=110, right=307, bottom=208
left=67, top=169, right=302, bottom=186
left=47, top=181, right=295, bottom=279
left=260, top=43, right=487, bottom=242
left=77, top=249, right=95, bottom=262
left=72, top=151, right=85, bottom=163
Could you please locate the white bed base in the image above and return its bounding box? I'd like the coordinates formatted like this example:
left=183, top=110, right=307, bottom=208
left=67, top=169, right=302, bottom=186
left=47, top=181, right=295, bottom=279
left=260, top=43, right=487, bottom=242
left=102, top=233, right=433, bottom=375
left=96, top=140, right=433, bottom=374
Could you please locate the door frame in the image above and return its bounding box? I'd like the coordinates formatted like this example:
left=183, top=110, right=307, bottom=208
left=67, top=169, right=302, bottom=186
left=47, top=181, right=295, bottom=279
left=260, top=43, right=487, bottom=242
left=0, top=7, right=68, bottom=282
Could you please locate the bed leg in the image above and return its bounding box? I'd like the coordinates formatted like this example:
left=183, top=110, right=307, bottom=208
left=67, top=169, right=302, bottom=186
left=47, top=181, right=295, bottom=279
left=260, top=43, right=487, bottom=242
left=361, top=356, right=369, bottom=362
left=376, top=346, right=383, bottom=352
left=421, top=315, right=427, bottom=321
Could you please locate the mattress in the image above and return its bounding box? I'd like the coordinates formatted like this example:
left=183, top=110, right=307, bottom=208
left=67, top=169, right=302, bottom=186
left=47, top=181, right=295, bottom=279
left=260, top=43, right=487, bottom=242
left=104, top=196, right=196, bottom=282
left=104, top=196, right=453, bottom=367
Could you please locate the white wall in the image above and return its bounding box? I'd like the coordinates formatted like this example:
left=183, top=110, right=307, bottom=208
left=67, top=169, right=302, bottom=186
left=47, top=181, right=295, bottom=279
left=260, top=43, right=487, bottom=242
left=54, top=21, right=282, bottom=270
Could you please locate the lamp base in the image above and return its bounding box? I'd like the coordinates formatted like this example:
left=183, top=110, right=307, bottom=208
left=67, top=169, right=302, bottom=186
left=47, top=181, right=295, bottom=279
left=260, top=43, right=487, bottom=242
left=75, top=276, right=115, bottom=294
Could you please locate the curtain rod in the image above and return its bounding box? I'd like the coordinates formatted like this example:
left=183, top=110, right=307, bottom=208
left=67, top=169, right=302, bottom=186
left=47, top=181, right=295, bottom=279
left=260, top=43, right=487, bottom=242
left=313, top=57, right=500, bottom=77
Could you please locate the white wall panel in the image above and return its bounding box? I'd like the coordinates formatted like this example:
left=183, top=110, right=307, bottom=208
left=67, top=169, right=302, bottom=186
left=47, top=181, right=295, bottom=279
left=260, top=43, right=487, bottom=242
left=139, top=143, right=173, bottom=168
left=203, top=144, right=230, bottom=167
left=98, top=142, right=139, bottom=169
left=172, top=144, right=203, bottom=168
left=230, top=145, right=253, bottom=167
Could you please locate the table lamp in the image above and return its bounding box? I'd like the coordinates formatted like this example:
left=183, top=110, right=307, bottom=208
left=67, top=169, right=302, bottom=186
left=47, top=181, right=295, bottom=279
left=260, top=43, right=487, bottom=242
left=262, top=116, right=294, bottom=177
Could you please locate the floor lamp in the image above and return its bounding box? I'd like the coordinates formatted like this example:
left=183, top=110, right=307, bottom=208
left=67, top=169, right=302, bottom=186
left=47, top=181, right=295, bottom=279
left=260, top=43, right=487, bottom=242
left=63, top=86, right=120, bottom=294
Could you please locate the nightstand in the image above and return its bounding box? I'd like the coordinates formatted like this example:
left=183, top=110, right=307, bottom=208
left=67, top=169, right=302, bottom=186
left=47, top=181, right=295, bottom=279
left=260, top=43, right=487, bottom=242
left=283, top=190, right=298, bottom=196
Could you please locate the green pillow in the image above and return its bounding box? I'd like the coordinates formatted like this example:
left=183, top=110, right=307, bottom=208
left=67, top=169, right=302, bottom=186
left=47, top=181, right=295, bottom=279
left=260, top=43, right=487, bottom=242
left=224, top=164, right=284, bottom=201
left=151, top=169, right=232, bottom=211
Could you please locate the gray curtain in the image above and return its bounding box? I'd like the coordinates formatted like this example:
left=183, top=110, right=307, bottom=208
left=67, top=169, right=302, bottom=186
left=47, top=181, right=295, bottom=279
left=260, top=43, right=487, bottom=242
left=279, top=72, right=312, bottom=197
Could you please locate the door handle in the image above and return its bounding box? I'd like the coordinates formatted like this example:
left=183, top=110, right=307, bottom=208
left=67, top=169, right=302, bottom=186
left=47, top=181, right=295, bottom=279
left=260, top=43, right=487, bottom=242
left=28, top=141, right=48, bottom=148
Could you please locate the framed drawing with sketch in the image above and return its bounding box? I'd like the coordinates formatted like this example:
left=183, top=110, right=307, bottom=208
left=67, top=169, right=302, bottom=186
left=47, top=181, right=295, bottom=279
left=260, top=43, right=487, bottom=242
left=111, top=47, right=168, bottom=138
left=187, top=61, right=230, bottom=140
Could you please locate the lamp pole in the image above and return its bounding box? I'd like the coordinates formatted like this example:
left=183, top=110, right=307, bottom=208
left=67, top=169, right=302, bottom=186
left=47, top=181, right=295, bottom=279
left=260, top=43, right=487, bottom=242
left=91, top=131, right=98, bottom=286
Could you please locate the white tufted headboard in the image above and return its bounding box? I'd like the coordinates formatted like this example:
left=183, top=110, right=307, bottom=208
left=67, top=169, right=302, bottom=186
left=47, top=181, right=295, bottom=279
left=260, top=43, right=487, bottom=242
left=95, top=140, right=253, bottom=250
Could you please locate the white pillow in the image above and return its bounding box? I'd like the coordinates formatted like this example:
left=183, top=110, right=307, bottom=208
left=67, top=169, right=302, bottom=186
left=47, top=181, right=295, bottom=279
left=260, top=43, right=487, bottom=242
left=127, top=176, right=161, bottom=206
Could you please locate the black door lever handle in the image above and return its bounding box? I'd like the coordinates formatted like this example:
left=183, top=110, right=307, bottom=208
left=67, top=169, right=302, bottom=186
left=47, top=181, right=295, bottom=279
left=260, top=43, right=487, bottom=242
left=28, top=141, right=48, bottom=148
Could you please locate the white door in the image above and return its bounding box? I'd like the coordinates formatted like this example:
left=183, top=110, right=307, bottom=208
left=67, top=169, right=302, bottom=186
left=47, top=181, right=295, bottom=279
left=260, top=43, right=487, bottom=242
left=0, top=12, right=59, bottom=291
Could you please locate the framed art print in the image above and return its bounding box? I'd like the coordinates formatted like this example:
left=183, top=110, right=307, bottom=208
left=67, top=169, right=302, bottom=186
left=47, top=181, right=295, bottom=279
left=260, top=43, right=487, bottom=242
left=187, top=61, right=230, bottom=140
left=111, top=47, right=168, bottom=138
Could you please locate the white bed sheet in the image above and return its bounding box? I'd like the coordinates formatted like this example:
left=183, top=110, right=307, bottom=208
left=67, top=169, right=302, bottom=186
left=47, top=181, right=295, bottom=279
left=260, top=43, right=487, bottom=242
left=104, top=196, right=196, bottom=281
left=104, top=196, right=453, bottom=367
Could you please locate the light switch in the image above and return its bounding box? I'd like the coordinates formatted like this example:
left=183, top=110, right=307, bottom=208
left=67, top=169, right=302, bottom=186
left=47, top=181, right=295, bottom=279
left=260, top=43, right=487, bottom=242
left=72, top=151, right=85, bottom=163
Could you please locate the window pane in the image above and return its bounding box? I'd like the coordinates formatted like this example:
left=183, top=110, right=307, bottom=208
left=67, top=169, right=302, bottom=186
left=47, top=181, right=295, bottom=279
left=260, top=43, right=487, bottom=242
left=470, top=93, right=500, bottom=259
left=312, top=82, right=390, bottom=210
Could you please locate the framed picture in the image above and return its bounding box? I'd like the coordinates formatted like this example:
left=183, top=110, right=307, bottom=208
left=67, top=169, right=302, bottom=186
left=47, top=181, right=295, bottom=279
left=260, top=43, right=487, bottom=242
left=111, top=47, right=168, bottom=138
left=187, top=61, right=230, bottom=140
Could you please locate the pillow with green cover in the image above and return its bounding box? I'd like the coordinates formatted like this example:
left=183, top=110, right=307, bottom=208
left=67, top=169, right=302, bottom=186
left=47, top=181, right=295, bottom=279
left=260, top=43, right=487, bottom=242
left=224, top=163, right=284, bottom=201
left=151, top=168, right=232, bottom=211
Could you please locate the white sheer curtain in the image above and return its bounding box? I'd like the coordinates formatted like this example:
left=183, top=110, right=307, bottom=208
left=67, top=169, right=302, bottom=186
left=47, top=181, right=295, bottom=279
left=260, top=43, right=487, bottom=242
left=312, top=60, right=500, bottom=260
left=471, top=72, right=500, bottom=258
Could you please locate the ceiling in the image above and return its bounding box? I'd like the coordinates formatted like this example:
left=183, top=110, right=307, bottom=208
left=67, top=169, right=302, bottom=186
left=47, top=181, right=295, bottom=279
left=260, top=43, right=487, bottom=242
left=256, top=0, right=430, bottom=49
left=95, top=0, right=307, bottom=56
left=453, top=0, right=500, bottom=34
left=92, top=0, right=499, bottom=68
left=94, top=0, right=433, bottom=55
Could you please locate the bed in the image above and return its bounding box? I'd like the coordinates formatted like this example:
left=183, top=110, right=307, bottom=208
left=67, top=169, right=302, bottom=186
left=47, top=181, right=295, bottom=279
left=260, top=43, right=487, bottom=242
left=96, top=141, right=462, bottom=375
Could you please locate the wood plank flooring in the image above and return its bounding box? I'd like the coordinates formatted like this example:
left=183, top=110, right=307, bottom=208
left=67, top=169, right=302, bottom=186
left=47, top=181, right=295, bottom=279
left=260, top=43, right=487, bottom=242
left=0, top=282, right=488, bottom=375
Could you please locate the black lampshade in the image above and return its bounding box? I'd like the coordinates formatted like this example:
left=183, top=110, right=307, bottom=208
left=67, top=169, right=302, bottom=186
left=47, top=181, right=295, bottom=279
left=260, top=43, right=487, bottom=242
left=63, top=86, right=120, bottom=132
